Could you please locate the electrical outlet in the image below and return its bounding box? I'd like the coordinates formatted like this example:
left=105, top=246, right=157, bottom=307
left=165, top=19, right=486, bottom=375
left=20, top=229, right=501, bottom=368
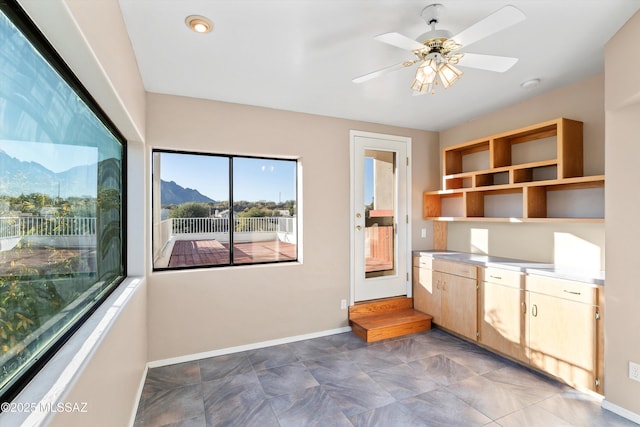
left=421, top=228, right=427, bottom=238
left=340, top=299, right=347, bottom=310
left=630, top=361, right=640, bottom=382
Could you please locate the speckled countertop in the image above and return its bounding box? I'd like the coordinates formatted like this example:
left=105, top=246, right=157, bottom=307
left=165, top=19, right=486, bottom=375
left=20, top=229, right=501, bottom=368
left=413, top=250, right=605, bottom=286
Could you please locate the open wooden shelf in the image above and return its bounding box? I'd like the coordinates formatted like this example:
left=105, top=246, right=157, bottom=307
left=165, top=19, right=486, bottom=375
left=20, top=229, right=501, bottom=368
left=424, top=118, right=604, bottom=223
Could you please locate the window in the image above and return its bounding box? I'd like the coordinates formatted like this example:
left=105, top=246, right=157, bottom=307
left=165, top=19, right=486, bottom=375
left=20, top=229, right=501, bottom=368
left=0, top=1, right=125, bottom=402
left=152, top=150, right=297, bottom=270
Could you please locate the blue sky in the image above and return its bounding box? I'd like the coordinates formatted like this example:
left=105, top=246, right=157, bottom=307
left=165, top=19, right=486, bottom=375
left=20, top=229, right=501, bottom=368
left=0, top=140, right=97, bottom=172
left=159, top=152, right=297, bottom=202
left=365, top=157, right=374, bottom=205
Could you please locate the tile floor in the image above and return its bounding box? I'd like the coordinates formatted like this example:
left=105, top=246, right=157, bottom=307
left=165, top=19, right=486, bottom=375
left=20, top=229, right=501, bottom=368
left=134, top=328, right=638, bottom=427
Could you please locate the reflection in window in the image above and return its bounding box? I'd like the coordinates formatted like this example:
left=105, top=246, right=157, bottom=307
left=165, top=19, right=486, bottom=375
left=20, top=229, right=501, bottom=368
left=0, top=3, right=125, bottom=402
left=152, top=151, right=297, bottom=270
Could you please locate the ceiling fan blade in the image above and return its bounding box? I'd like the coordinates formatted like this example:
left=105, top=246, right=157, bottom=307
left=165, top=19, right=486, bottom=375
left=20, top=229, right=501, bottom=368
left=374, top=32, right=425, bottom=52
left=457, top=53, right=518, bottom=72
left=352, top=61, right=413, bottom=83
left=450, top=5, right=526, bottom=49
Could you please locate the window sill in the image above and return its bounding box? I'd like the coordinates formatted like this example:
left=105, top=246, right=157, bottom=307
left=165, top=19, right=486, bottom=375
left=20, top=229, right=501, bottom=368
left=0, top=277, right=145, bottom=427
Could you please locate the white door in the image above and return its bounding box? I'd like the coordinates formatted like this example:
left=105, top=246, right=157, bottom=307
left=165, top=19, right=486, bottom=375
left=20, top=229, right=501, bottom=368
left=350, top=131, right=411, bottom=302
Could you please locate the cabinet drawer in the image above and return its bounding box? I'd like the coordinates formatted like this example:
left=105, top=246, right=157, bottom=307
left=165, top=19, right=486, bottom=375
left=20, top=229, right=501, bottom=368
left=433, top=259, right=477, bottom=279
left=483, top=267, right=523, bottom=288
left=526, top=274, right=597, bottom=305
left=413, top=255, right=433, bottom=269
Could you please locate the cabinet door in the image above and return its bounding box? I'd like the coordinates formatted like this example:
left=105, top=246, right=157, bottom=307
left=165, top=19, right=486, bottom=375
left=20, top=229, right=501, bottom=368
left=478, top=281, right=528, bottom=363
left=412, top=266, right=441, bottom=324
left=441, top=273, right=477, bottom=341
left=528, top=292, right=597, bottom=391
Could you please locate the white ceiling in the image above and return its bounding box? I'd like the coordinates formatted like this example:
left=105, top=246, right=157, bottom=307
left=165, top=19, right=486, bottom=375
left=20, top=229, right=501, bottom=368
left=118, top=0, right=640, bottom=131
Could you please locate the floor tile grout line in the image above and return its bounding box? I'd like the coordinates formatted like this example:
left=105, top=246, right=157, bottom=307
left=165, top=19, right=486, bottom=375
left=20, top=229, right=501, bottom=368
left=136, top=330, right=627, bottom=427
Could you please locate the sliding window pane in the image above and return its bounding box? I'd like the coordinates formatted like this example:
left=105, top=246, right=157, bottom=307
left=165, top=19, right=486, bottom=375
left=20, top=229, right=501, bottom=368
left=232, top=157, right=297, bottom=264
left=152, top=152, right=230, bottom=269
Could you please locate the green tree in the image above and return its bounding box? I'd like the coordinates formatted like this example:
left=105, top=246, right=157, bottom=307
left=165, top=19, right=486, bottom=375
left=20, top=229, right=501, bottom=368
left=170, top=202, right=210, bottom=218
left=238, top=207, right=268, bottom=218
left=0, top=266, right=64, bottom=362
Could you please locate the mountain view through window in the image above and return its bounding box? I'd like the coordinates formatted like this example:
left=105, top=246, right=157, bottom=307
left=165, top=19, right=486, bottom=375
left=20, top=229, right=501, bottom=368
left=152, top=151, right=297, bottom=269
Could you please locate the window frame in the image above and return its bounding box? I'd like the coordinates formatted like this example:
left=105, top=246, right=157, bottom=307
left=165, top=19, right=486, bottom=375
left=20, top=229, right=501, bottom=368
left=152, top=149, right=299, bottom=271
left=0, top=0, right=127, bottom=404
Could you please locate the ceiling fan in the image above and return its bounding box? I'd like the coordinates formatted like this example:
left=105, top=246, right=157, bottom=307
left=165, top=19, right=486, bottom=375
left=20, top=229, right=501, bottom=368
left=353, top=4, right=526, bottom=94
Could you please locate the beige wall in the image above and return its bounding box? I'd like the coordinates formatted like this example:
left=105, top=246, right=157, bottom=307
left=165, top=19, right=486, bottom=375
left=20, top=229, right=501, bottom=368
left=48, top=281, right=148, bottom=427
left=146, top=93, right=438, bottom=361
left=604, top=10, right=640, bottom=417
left=439, top=74, right=606, bottom=266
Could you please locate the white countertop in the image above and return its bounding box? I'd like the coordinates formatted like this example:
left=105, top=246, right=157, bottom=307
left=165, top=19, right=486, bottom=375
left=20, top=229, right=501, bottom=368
left=414, top=250, right=605, bottom=285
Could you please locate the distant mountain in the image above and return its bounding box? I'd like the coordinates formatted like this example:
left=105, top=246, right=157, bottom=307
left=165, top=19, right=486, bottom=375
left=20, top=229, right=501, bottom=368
left=0, top=150, right=214, bottom=204
left=0, top=150, right=97, bottom=197
left=160, top=180, right=214, bottom=205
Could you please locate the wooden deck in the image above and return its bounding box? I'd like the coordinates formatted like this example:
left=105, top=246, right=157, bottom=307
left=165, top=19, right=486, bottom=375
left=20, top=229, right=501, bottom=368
left=0, top=247, right=96, bottom=274
left=168, top=239, right=297, bottom=267
left=168, top=238, right=394, bottom=270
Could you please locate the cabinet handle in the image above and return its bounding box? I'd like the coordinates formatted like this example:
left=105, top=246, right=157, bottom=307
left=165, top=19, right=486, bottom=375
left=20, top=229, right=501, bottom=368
left=490, top=275, right=502, bottom=280
left=563, top=290, right=581, bottom=295
left=521, top=302, right=526, bottom=315
left=532, top=304, right=538, bottom=317
left=442, top=281, right=446, bottom=291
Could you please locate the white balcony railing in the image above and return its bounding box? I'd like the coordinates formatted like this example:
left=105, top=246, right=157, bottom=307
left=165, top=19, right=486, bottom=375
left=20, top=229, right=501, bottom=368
left=153, top=216, right=296, bottom=267
left=0, top=216, right=98, bottom=251
left=0, top=217, right=20, bottom=239
left=1, top=216, right=293, bottom=238
left=171, top=216, right=294, bottom=235
left=0, top=216, right=96, bottom=238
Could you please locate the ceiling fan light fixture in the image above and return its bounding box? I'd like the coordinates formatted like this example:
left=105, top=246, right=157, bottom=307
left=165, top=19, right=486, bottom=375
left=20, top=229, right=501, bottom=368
left=415, top=59, right=437, bottom=84
left=412, top=58, right=438, bottom=94
left=185, top=15, right=214, bottom=34
left=437, top=62, right=463, bottom=89
left=355, top=5, right=525, bottom=96
left=412, top=58, right=462, bottom=94
left=411, top=78, right=435, bottom=94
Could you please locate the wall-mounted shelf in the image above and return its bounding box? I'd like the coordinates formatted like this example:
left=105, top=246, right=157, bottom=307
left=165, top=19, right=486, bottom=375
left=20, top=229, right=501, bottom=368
left=424, top=118, right=605, bottom=222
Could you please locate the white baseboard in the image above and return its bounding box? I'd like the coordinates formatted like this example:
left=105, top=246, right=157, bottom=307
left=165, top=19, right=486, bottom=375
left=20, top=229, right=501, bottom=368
left=128, top=364, right=148, bottom=426
left=602, top=399, right=640, bottom=424
left=147, top=326, right=353, bottom=369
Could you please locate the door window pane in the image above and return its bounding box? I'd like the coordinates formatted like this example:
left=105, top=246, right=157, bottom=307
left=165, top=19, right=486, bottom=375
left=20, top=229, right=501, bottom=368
left=364, top=150, right=396, bottom=278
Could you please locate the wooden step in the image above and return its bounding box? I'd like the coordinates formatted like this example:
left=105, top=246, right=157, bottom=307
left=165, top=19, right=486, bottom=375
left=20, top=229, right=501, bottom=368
left=349, top=297, right=432, bottom=343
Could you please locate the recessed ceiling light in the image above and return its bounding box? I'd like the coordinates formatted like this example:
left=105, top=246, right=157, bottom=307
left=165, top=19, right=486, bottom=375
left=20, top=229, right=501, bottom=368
left=520, top=78, right=541, bottom=89
left=185, top=15, right=213, bottom=34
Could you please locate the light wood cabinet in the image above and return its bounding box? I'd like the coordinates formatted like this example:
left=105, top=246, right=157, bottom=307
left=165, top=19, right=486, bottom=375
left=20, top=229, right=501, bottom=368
left=440, top=271, right=477, bottom=341
left=413, top=265, right=441, bottom=324
left=413, top=256, right=477, bottom=341
left=478, top=268, right=528, bottom=364
left=526, top=274, right=602, bottom=392
left=415, top=254, right=604, bottom=392
left=423, top=117, right=605, bottom=222
left=479, top=268, right=603, bottom=392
